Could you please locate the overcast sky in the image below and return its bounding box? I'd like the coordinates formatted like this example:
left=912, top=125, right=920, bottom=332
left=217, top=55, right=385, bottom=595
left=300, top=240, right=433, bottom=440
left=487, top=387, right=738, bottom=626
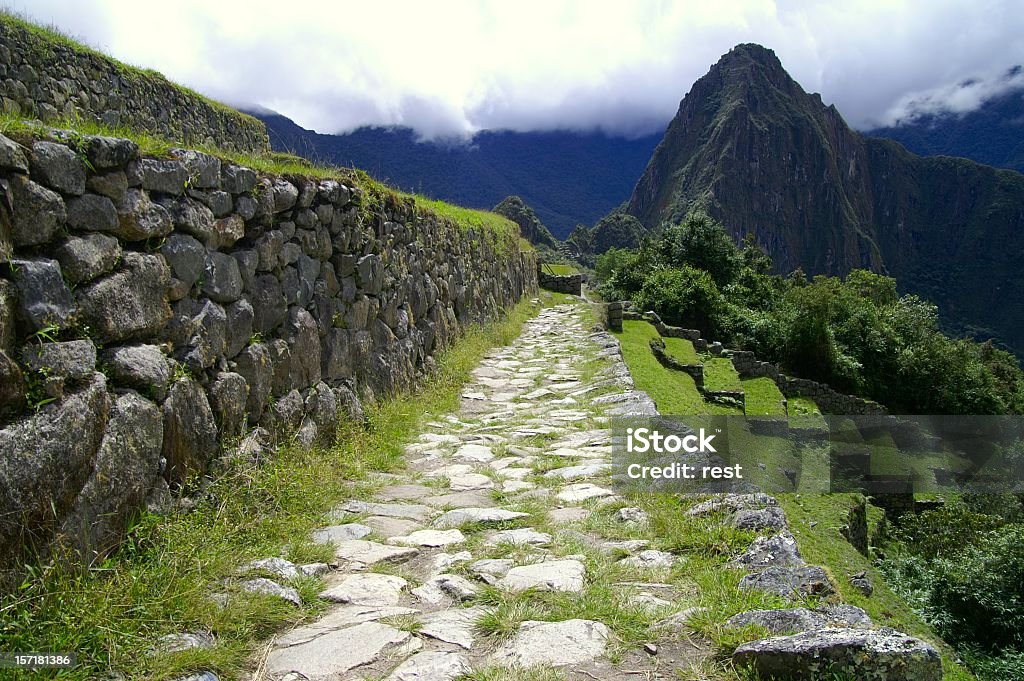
left=7, top=0, right=1024, bottom=139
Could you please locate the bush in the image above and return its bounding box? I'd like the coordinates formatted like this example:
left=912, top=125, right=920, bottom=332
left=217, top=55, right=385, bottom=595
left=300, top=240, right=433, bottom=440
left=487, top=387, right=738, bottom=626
left=928, top=524, right=1024, bottom=651
left=892, top=505, right=1004, bottom=561
left=634, top=266, right=725, bottom=335
left=658, top=211, right=742, bottom=287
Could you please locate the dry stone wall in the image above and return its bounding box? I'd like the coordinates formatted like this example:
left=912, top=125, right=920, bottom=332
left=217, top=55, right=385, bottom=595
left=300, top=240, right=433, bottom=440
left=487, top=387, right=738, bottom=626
left=537, top=268, right=582, bottom=295
left=616, top=306, right=886, bottom=416
left=0, top=128, right=536, bottom=570
left=0, top=18, right=269, bottom=153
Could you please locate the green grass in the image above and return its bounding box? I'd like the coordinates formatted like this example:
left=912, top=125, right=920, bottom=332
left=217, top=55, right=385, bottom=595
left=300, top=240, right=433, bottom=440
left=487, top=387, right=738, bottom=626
left=703, top=357, right=743, bottom=393
left=540, top=263, right=577, bottom=276
left=0, top=10, right=263, bottom=134
left=741, top=378, right=786, bottom=417
left=614, top=321, right=708, bottom=414
left=664, top=337, right=701, bottom=365
left=788, top=395, right=828, bottom=431
left=0, top=296, right=543, bottom=681
left=412, top=195, right=523, bottom=243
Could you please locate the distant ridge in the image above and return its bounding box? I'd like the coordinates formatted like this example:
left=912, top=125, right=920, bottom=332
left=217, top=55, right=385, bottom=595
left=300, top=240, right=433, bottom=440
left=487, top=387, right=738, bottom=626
left=247, top=110, right=662, bottom=239
left=867, top=80, right=1024, bottom=173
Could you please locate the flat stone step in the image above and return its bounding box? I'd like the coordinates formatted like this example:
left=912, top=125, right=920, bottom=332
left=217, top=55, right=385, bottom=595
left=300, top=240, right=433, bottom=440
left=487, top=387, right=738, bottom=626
left=433, top=507, right=529, bottom=528
left=311, top=523, right=371, bottom=544
left=497, top=559, right=586, bottom=593
left=739, top=565, right=835, bottom=599
left=453, top=443, right=494, bottom=462
left=328, top=540, right=419, bottom=567
left=274, top=605, right=419, bottom=646
left=319, top=573, right=407, bottom=606
left=418, top=606, right=490, bottom=649
left=385, top=651, right=470, bottom=681
left=556, top=483, right=616, bottom=503
left=486, top=528, right=552, bottom=547
left=491, top=619, right=609, bottom=667
left=543, top=463, right=611, bottom=480
left=727, top=604, right=872, bottom=634
left=362, top=516, right=423, bottom=537
left=388, top=529, right=466, bottom=547
left=265, top=622, right=412, bottom=680
left=334, top=500, right=433, bottom=522
left=733, top=531, right=804, bottom=569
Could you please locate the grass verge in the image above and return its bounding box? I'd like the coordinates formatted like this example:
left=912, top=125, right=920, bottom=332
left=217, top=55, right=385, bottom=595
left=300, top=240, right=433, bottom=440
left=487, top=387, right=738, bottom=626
left=0, top=296, right=542, bottom=681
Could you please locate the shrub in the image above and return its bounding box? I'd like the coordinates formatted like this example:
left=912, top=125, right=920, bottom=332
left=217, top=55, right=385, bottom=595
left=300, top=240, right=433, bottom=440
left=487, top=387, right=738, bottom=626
left=928, top=524, right=1024, bottom=651
left=634, top=265, right=725, bottom=335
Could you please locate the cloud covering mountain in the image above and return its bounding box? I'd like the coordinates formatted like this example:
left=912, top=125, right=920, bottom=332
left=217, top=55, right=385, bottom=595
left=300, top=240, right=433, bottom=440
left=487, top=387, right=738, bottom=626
left=8, top=0, right=1024, bottom=138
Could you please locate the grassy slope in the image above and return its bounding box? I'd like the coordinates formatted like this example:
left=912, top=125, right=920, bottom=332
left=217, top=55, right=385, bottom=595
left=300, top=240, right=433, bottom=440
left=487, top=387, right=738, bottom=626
left=779, top=494, right=972, bottom=680
left=0, top=297, right=543, bottom=681
left=610, top=318, right=971, bottom=680
left=541, top=263, right=578, bottom=276
left=742, top=377, right=787, bottom=416
left=664, top=337, right=700, bottom=365
left=703, top=357, right=743, bottom=393
left=614, top=321, right=716, bottom=414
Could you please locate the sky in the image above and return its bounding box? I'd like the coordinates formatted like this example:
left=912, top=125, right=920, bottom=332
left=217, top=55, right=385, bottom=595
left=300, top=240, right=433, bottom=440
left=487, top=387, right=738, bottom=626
left=6, top=0, right=1024, bottom=139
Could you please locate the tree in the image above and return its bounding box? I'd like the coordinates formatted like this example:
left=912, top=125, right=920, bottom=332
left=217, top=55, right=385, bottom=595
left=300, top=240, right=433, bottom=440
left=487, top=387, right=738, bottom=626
left=634, top=266, right=724, bottom=335
left=658, top=212, right=742, bottom=287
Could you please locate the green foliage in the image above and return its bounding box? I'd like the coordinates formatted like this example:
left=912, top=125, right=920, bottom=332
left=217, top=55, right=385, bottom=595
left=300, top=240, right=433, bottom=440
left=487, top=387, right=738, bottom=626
left=891, top=506, right=1005, bottom=561
left=879, top=498, right=1024, bottom=679
left=927, top=524, right=1024, bottom=652
left=658, top=211, right=742, bottom=287
left=635, top=266, right=725, bottom=335
left=593, top=211, right=1024, bottom=415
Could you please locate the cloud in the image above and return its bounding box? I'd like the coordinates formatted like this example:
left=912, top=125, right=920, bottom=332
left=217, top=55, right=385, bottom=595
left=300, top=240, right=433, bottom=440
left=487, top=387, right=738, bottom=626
left=5, top=0, right=1024, bottom=137
left=879, top=67, right=1024, bottom=126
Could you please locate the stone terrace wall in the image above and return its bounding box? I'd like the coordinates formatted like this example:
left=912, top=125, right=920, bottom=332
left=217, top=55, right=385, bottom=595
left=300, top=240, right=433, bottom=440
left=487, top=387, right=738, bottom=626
left=0, top=128, right=536, bottom=569
left=619, top=308, right=887, bottom=416
left=0, top=18, right=269, bottom=153
left=538, top=269, right=582, bottom=295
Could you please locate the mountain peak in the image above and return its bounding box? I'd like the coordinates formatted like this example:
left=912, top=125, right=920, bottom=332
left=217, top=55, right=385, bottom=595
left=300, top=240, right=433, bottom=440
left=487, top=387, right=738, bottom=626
left=704, top=43, right=799, bottom=98
left=720, top=43, right=783, bottom=68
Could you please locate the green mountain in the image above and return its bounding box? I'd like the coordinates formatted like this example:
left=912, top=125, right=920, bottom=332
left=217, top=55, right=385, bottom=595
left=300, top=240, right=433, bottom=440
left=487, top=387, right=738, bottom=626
left=622, top=43, right=1024, bottom=354
left=492, top=196, right=559, bottom=250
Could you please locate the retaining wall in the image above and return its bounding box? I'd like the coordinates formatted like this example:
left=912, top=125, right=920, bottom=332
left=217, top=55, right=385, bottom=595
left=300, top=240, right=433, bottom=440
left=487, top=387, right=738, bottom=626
left=613, top=306, right=886, bottom=416
left=0, top=127, right=536, bottom=569
left=538, top=268, right=582, bottom=295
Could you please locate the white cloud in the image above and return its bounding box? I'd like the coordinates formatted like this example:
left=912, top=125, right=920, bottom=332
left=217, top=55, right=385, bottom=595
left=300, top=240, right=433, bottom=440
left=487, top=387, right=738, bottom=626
left=4, top=0, right=1024, bottom=137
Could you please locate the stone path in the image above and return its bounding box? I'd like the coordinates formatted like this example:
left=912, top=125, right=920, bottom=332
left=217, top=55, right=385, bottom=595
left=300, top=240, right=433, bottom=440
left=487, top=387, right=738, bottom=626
left=252, top=302, right=707, bottom=680
left=230, top=300, right=941, bottom=681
